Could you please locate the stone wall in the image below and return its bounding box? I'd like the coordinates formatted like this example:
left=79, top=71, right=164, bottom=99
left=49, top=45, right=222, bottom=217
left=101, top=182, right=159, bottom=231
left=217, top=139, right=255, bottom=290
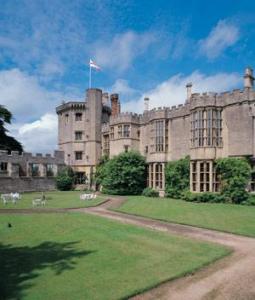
left=0, top=177, right=56, bottom=193
left=0, top=150, right=65, bottom=193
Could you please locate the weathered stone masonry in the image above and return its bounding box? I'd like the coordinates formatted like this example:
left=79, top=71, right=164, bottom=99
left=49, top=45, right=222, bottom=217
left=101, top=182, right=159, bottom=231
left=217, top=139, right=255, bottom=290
left=0, top=150, right=65, bottom=193
left=57, top=67, right=255, bottom=193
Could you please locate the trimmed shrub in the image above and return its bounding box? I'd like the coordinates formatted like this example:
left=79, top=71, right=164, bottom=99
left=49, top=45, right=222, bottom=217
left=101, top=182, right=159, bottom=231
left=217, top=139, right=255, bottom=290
left=243, top=195, right=255, bottom=206
left=216, top=158, right=251, bottom=204
left=142, top=187, right=159, bottom=197
left=182, top=191, right=225, bottom=203
left=165, top=156, right=190, bottom=198
left=56, top=167, right=75, bottom=191
left=101, top=151, right=146, bottom=195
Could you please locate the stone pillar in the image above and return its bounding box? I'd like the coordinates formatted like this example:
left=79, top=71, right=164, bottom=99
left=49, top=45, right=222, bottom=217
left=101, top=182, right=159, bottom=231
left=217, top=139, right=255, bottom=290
left=148, top=164, right=152, bottom=188
left=162, top=163, right=165, bottom=190
left=197, top=161, right=201, bottom=192
left=39, top=164, right=46, bottom=177
left=7, top=162, right=12, bottom=177
left=209, top=161, right=213, bottom=192
left=153, top=163, right=156, bottom=189
left=53, top=164, right=58, bottom=176
left=190, top=161, right=193, bottom=192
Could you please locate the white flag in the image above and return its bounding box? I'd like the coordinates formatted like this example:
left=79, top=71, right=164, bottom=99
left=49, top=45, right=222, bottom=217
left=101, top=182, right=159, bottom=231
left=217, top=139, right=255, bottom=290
left=89, top=59, right=101, bottom=70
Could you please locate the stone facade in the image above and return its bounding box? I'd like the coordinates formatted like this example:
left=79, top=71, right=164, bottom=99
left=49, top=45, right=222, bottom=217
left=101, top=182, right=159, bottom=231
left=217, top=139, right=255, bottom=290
left=0, top=150, right=65, bottom=193
left=57, top=67, right=255, bottom=193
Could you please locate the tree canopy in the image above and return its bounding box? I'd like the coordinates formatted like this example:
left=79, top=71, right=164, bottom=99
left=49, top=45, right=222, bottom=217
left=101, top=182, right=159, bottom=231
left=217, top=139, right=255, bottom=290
left=0, top=105, right=23, bottom=153
left=100, top=151, right=146, bottom=195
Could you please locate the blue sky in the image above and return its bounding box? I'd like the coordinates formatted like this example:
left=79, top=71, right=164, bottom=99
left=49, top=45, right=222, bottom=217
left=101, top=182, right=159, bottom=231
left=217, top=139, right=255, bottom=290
left=0, top=0, right=255, bottom=152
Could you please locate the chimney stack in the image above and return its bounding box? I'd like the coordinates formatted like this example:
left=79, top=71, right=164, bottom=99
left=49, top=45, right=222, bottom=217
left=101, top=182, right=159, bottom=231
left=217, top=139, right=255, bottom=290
left=144, top=97, right=149, bottom=111
left=110, top=94, right=120, bottom=116
left=244, top=67, right=254, bottom=89
left=102, top=92, right=109, bottom=105
left=186, top=83, right=192, bottom=102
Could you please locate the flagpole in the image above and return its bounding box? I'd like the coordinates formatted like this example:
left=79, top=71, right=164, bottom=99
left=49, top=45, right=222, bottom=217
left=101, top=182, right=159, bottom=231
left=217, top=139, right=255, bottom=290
left=89, top=64, right=92, bottom=89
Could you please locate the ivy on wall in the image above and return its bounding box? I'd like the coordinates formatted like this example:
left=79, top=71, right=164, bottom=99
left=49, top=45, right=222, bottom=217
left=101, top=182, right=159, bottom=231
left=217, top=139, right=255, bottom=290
left=215, top=157, right=251, bottom=204
left=165, top=156, right=190, bottom=198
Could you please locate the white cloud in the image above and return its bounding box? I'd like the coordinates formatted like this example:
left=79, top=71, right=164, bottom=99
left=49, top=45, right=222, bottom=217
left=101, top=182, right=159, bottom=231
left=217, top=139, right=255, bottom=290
left=38, top=58, right=65, bottom=78
left=0, top=68, right=83, bottom=153
left=199, top=20, right=240, bottom=59
left=122, top=71, right=241, bottom=113
left=110, top=79, right=138, bottom=97
left=0, top=68, right=80, bottom=122
left=10, top=113, right=58, bottom=154
left=93, top=31, right=156, bottom=72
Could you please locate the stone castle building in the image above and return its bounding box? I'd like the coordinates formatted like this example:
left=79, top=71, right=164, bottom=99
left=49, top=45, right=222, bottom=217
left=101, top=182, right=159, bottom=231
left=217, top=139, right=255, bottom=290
left=56, top=67, right=255, bottom=193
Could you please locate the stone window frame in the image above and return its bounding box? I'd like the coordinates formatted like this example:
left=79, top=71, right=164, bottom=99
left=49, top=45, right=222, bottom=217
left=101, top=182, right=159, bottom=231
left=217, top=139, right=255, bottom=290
left=75, top=151, right=83, bottom=160
left=155, top=163, right=163, bottom=189
left=30, top=163, right=40, bottom=177
left=103, top=134, right=110, bottom=156
left=75, top=131, right=83, bottom=141
left=110, top=126, right=114, bottom=140
left=75, top=112, right=82, bottom=121
left=191, top=108, right=223, bottom=148
left=0, top=162, right=8, bottom=172
left=65, top=113, right=69, bottom=125
left=150, top=119, right=168, bottom=153
left=117, top=124, right=131, bottom=138
left=191, top=160, right=220, bottom=193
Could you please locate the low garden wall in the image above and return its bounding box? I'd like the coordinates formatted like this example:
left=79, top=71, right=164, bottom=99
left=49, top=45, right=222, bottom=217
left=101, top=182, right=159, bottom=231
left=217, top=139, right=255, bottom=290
left=0, top=177, right=56, bottom=193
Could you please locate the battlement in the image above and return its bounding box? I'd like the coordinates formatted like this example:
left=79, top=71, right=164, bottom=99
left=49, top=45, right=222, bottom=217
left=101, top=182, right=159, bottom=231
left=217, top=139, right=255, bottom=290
left=110, top=112, right=142, bottom=125
left=0, top=150, right=64, bottom=159
left=56, top=101, right=85, bottom=113
left=190, top=88, right=255, bottom=109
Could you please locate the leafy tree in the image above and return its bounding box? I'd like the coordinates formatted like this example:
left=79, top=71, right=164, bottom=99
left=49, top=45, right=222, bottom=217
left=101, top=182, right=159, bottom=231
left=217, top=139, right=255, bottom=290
left=94, top=155, right=109, bottom=190
left=101, top=151, right=146, bottom=195
left=216, top=158, right=251, bottom=204
left=0, top=105, right=23, bottom=153
left=56, top=167, right=75, bottom=191
left=165, top=156, right=190, bottom=198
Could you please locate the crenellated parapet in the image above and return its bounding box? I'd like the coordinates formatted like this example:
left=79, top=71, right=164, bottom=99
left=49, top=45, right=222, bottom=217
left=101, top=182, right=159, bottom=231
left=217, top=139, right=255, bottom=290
left=140, top=102, right=190, bottom=124
left=110, top=112, right=142, bottom=125
left=56, top=101, right=86, bottom=114
left=0, top=150, right=65, bottom=164
left=190, top=88, right=255, bottom=110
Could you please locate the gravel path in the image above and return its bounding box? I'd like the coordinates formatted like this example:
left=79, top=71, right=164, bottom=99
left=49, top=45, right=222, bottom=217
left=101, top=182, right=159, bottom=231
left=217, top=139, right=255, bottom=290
left=2, top=197, right=255, bottom=299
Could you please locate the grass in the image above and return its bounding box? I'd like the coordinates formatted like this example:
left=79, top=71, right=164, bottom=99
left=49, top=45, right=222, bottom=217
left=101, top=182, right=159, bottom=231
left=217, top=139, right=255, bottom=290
left=0, top=212, right=228, bottom=300
left=116, top=196, right=255, bottom=237
left=0, top=191, right=106, bottom=209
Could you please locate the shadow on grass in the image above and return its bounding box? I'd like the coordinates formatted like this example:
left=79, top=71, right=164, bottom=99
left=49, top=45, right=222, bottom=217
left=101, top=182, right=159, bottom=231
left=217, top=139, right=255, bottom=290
left=0, top=241, right=94, bottom=300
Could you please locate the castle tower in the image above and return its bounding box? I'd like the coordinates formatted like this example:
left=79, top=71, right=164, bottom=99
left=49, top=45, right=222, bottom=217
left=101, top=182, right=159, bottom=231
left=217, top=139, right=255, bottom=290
left=86, top=88, right=103, bottom=167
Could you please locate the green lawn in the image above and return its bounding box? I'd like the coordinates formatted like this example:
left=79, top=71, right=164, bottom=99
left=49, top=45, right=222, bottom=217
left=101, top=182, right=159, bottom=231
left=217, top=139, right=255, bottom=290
left=0, top=191, right=106, bottom=209
left=0, top=213, right=228, bottom=300
left=116, top=196, right=255, bottom=237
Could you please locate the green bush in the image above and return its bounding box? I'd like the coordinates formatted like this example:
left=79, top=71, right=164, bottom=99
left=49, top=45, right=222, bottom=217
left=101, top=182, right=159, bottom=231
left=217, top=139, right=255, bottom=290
left=243, top=195, right=255, bottom=206
left=216, top=158, right=251, bottom=204
left=56, top=167, right=75, bottom=191
left=94, top=155, right=109, bottom=189
left=165, top=156, right=190, bottom=198
left=182, top=191, right=225, bottom=203
left=142, top=187, right=159, bottom=197
left=101, top=151, right=146, bottom=195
